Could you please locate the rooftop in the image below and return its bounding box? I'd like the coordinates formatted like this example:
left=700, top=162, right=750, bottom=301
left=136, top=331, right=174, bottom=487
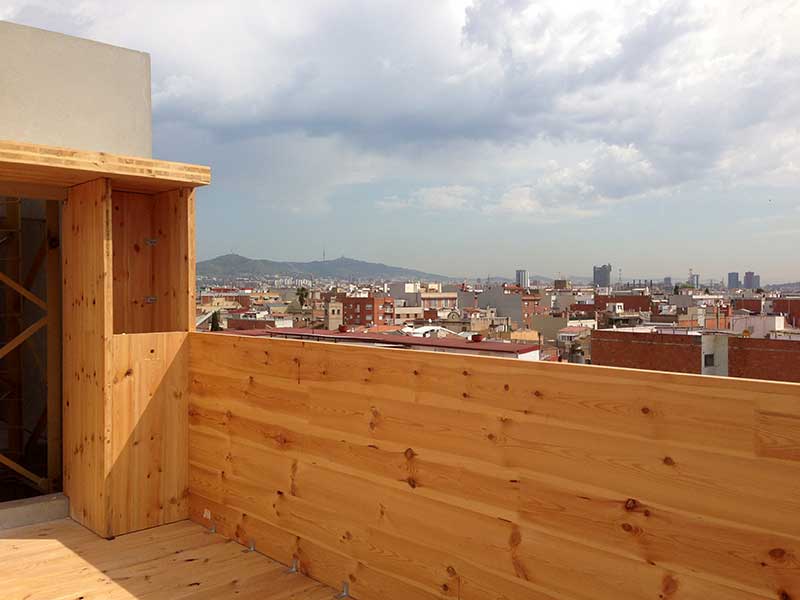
left=221, top=327, right=540, bottom=354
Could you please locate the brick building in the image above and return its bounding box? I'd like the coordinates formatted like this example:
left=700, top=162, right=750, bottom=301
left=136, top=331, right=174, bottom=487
left=732, top=297, right=763, bottom=313
left=594, top=295, right=653, bottom=313
left=342, top=296, right=395, bottom=326
left=728, top=337, right=800, bottom=382
left=772, top=298, right=800, bottom=327
left=592, top=329, right=800, bottom=383
left=592, top=330, right=701, bottom=374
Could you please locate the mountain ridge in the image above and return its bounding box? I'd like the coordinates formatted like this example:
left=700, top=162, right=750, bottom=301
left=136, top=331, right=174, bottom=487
left=197, top=253, right=454, bottom=281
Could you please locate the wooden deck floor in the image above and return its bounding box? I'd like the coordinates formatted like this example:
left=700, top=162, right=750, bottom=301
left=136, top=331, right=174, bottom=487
left=0, top=518, right=336, bottom=599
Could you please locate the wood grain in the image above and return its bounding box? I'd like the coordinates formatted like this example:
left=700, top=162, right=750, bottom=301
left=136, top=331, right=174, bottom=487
left=0, top=139, right=210, bottom=193
left=109, top=332, right=189, bottom=535
left=188, top=332, right=800, bottom=600
left=0, top=518, right=335, bottom=599
left=62, top=178, right=114, bottom=536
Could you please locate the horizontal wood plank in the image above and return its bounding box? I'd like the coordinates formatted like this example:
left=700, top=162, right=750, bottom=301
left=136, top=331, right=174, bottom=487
left=188, top=332, right=800, bottom=600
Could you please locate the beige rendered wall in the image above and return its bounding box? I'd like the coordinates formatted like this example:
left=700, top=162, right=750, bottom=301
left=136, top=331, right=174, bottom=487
left=0, top=21, right=152, bottom=157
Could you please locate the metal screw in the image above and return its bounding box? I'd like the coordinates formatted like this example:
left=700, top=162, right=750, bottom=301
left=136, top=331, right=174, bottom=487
left=336, top=581, right=350, bottom=598
left=286, top=559, right=299, bottom=574
left=248, top=540, right=256, bottom=552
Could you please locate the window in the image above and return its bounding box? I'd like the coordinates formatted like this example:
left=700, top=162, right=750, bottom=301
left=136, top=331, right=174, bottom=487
left=704, top=353, right=715, bottom=368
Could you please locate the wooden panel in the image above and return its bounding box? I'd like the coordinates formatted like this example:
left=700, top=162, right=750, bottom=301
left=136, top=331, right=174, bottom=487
left=0, top=139, right=210, bottom=193
left=112, top=191, right=156, bottom=334
left=188, top=332, right=800, bottom=600
left=62, top=178, right=114, bottom=536
left=153, top=188, right=196, bottom=332
left=0, top=519, right=336, bottom=599
left=109, top=332, right=189, bottom=535
left=112, top=188, right=195, bottom=334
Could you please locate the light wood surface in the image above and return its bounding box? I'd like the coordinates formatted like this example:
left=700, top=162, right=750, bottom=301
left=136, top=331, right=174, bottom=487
left=112, top=189, right=196, bottom=334
left=0, top=518, right=335, bottom=599
left=62, top=178, right=114, bottom=535
left=109, top=332, right=189, bottom=536
left=188, top=332, right=800, bottom=600
left=0, top=140, right=210, bottom=193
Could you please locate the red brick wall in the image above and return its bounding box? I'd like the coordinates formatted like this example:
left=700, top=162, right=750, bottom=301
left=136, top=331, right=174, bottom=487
left=728, top=337, right=800, bottom=383
left=595, top=295, right=652, bottom=312
left=227, top=318, right=267, bottom=330
left=732, top=298, right=763, bottom=313
left=591, top=330, right=701, bottom=374
left=772, top=299, right=800, bottom=327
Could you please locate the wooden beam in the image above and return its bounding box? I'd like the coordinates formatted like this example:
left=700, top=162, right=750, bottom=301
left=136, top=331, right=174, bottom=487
left=0, top=181, right=67, bottom=201
left=46, top=201, right=62, bottom=491
left=0, top=271, right=47, bottom=311
left=0, top=140, right=210, bottom=193
left=0, top=316, right=47, bottom=361
left=0, top=452, right=48, bottom=493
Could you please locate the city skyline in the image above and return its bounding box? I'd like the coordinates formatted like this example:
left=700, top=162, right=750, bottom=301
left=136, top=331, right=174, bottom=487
left=4, top=1, right=799, bottom=281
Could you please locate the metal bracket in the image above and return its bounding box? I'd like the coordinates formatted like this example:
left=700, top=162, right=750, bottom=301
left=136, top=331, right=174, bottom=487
left=336, top=581, right=350, bottom=598
left=144, top=296, right=158, bottom=304
left=286, top=559, right=300, bottom=574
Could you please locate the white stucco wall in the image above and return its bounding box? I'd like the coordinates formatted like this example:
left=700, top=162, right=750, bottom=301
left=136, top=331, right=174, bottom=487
left=0, top=21, right=152, bottom=157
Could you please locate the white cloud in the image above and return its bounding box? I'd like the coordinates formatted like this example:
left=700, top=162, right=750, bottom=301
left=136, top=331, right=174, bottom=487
left=5, top=0, right=800, bottom=273
left=379, top=185, right=478, bottom=212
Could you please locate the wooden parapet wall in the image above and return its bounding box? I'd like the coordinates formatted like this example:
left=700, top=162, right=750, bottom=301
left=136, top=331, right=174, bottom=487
left=187, top=332, right=800, bottom=600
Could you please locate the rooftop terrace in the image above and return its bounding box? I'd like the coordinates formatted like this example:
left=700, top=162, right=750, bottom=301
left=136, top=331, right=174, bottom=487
left=0, top=141, right=798, bottom=600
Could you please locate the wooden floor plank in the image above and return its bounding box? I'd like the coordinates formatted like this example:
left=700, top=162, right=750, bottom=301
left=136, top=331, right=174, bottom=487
left=0, top=518, right=335, bottom=600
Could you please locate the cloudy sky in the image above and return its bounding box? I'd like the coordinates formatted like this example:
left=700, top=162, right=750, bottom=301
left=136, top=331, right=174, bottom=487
left=4, top=1, right=800, bottom=282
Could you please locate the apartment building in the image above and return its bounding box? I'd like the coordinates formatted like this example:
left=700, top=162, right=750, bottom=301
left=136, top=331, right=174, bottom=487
left=342, top=295, right=395, bottom=326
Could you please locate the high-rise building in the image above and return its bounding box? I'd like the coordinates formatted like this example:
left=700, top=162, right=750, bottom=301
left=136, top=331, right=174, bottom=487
left=753, top=274, right=761, bottom=290
left=727, top=272, right=740, bottom=289
left=690, top=273, right=700, bottom=289
left=593, top=264, right=612, bottom=288
left=515, top=269, right=529, bottom=289
left=744, top=271, right=755, bottom=289
left=663, top=276, right=673, bottom=290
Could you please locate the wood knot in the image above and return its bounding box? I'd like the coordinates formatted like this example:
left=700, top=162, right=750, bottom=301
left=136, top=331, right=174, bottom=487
left=769, top=548, right=787, bottom=560
left=661, top=574, right=679, bottom=597
left=446, top=566, right=457, bottom=577
left=462, top=370, right=469, bottom=376
left=621, top=522, right=634, bottom=532
left=487, top=433, right=496, bottom=441
left=624, top=498, right=639, bottom=511
left=413, top=370, right=419, bottom=375
left=779, top=591, right=792, bottom=600
left=406, top=477, right=418, bottom=489
left=504, top=384, right=510, bottom=391
left=663, top=456, right=675, bottom=466
left=404, top=448, right=417, bottom=460
left=641, top=406, right=651, bottom=414
left=124, top=368, right=133, bottom=377
left=533, top=390, right=543, bottom=397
